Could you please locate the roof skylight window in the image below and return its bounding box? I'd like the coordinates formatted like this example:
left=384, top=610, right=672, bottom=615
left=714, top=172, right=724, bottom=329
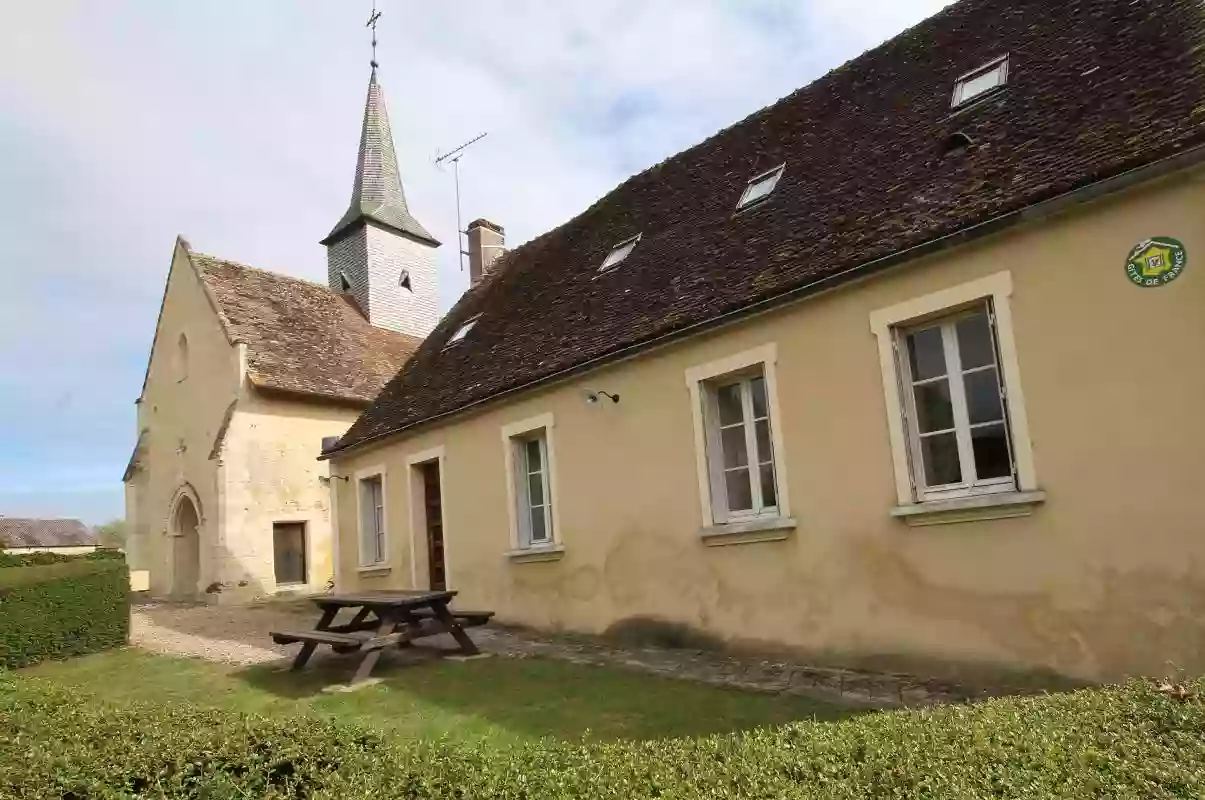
left=951, top=55, right=1008, bottom=108
left=598, top=234, right=641, bottom=272
left=444, top=314, right=481, bottom=348
left=736, top=164, right=785, bottom=210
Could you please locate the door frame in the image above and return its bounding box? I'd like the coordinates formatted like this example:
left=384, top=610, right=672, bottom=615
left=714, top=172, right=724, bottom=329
left=271, top=520, right=309, bottom=588
left=405, top=446, right=449, bottom=590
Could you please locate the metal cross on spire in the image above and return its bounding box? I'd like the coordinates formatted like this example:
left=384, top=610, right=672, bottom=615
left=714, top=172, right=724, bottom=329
left=367, top=1, right=382, bottom=72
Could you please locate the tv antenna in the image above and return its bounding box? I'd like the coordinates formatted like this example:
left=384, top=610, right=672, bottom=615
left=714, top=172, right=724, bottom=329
left=434, top=132, right=488, bottom=272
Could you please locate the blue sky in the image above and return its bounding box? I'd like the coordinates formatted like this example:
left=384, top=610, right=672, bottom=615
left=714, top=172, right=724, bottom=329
left=0, top=0, right=950, bottom=523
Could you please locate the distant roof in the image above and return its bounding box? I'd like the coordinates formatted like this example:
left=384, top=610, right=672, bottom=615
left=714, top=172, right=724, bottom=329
left=330, top=0, right=1205, bottom=456
left=0, top=518, right=95, bottom=548
left=193, top=251, right=422, bottom=405
left=321, top=69, right=439, bottom=247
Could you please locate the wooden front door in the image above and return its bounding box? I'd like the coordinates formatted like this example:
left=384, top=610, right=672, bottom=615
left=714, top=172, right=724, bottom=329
left=422, top=462, right=447, bottom=590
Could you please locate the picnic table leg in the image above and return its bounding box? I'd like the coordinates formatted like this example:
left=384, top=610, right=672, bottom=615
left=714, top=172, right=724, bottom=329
left=431, top=602, right=480, bottom=656
left=291, top=606, right=337, bottom=672
left=350, top=647, right=383, bottom=685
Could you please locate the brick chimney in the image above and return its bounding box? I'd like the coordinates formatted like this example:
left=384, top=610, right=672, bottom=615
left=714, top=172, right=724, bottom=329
left=466, top=219, right=505, bottom=286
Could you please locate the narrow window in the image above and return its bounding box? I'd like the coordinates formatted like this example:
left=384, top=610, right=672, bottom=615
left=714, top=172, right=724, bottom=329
left=704, top=370, right=779, bottom=519
left=399, top=269, right=412, bottom=291
left=951, top=55, right=1008, bottom=108
left=175, top=333, right=189, bottom=382
left=339, top=272, right=352, bottom=292
left=736, top=164, right=785, bottom=210
left=598, top=234, right=641, bottom=272
left=513, top=431, right=553, bottom=547
left=895, top=303, right=1015, bottom=499
left=358, top=474, right=386, bottom=565
left=445, top=314, right=481, bottom=348
left=272, top=522, right=307, bottom=586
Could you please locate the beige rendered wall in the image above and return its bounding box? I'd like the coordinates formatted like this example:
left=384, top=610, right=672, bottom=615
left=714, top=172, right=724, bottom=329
left=125, top=242, right=241, bottom=598
left=212, top=390, right=357, bottom=601
left=331, top=172, right=1205, bottom=681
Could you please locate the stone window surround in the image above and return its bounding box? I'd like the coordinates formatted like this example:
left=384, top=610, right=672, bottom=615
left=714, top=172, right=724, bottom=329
left=869, top=270, right=1044, bottom=526
left=685, top=343, right=796, bottom=545
left=500, top=413, right=566, bottom=562
left=354, top=464, right=390, bottom=572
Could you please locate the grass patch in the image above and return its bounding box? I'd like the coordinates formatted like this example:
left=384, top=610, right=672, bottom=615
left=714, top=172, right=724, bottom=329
left=24, top=648, right=854, bottom=744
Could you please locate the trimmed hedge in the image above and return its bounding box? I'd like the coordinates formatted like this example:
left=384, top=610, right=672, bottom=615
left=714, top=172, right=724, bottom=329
left=0, top=548, right=125, bottom=568
left=0, top=557, right=128, bottom=669
left=1, top=676, right=1204, bottom=799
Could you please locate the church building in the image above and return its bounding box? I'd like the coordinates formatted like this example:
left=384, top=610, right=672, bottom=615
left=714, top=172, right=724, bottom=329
left=122, top=63, right=471, bottom=602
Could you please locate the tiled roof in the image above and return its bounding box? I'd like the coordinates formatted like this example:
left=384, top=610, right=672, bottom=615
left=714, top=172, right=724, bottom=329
left=332, top=0, right=1205, bottom=455
left=321, top=69, right=439, bottom=247
left=0, top=518, right=95, bottom=549
left=193, top=252, right=421, bottom=405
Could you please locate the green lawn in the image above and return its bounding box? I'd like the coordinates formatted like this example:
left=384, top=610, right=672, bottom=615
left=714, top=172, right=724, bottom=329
left=24, top=648, right=858, bottom=745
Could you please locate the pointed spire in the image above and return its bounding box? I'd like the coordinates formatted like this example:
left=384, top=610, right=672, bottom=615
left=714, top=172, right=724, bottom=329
left=321, top=70, right=440, bottom=247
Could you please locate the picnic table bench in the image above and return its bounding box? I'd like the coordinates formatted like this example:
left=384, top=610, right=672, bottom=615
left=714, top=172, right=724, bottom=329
left=270, top=590, right=494, bottom=685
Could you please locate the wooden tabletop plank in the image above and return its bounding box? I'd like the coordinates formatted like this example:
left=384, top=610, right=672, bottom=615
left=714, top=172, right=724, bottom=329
left=312, top=590, right=457, bottom=609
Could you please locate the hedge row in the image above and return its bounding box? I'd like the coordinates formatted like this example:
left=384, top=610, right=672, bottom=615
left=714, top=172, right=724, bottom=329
left=2, top=675, right=1204, bottom=799
left=0, top=556, right=128, bottom=669
left=0, top=548, right=125, bottom=568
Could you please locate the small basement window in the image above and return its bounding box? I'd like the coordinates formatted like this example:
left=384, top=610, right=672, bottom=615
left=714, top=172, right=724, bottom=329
left=736, top=164, right=785, bottom=210
left=598, top=234, right=641, bottom=272
left=952, top=55, right=1008, bottom=108
left=444, top=314, right=481, bottom=348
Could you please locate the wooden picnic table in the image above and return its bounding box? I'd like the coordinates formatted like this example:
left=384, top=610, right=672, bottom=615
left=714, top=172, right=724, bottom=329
left=270, top=590, right=494, bottom=685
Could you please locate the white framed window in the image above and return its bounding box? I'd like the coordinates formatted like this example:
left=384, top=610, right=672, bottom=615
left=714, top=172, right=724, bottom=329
left=736, top=164, right=785, bottom=210
left=598, top=234, right=641, bottom=273
left=357, top=471, right=387, bottom=566
left=501, top=414, right=563, bottom=555
left=444, top=314, right=481, bottom=348
left=951, top=55, right=1008, bottom=108
left=686, top=344, right=792, bottom=532
left=870, top=271, right=1041, bottom=518
left=515, top=433, right=553, bottom=546
left=895, top=303, right=1014, bottom=500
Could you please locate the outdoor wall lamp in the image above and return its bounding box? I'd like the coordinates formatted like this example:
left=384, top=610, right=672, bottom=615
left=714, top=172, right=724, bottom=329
left=585, top=390, right=620, bottom=405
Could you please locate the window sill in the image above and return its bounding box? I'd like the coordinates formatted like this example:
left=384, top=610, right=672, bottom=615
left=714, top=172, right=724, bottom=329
left=356, top=564, right=392, bottom=576
left=890, top=490, right=1045, bottom=527
left=506, top=544, right=566, bottom=563
left=701, top=516, right=796, bottom=546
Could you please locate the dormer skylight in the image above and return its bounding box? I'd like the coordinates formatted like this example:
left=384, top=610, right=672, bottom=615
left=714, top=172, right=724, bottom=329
left=951, top=55, right=1008, bottom=108
left=444, top=314, right=481, bottom=348
left=598, top=234, right=641, bottom=272
left=736, top=164, right=785, bottom=210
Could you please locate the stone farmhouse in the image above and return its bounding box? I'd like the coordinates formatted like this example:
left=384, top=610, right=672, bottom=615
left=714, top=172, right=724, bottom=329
left=320, top=0, right=1205, bottom=681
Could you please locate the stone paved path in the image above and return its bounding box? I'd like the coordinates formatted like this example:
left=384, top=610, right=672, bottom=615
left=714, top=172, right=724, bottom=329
left=131, top=601, right=992, bottom=708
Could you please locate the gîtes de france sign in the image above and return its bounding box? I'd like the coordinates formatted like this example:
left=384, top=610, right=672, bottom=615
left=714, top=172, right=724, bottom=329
left=1126, top=237, right=1186, bottom=288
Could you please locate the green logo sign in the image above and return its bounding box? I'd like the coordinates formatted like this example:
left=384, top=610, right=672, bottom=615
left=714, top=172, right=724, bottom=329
left=1126, top=237, right=1186, bottom=287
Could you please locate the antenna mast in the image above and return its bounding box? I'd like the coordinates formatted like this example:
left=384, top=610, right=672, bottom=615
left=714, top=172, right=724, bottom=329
left=434, top=132, right=489, bottom=272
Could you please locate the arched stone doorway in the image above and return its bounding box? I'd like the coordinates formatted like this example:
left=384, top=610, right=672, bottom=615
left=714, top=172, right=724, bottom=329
left=170, top=491, right=201, bottom=599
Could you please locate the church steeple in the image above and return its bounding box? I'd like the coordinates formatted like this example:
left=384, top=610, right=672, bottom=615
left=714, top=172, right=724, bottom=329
left=321, top=70, right=439, bottom=248
left=322, top=63, right=441, bottom=338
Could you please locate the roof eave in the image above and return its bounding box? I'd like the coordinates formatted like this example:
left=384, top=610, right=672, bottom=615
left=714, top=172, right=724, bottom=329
left=319, top=212, right=442, bottom=248
left=320, top=140, right=1205, bottom=462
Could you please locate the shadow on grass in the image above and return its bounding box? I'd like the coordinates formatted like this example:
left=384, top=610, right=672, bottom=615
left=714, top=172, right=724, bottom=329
left=235, top=653, right=871, bottom=743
